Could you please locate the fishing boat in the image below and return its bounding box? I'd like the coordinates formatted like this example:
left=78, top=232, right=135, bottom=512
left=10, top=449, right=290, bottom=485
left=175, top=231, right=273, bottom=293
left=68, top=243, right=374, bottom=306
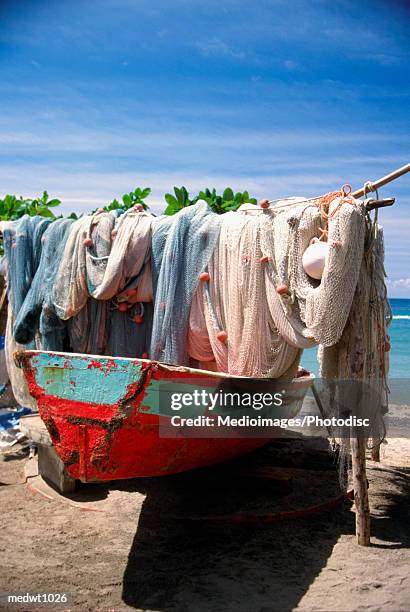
left=16, top=350, right=313, bottom=482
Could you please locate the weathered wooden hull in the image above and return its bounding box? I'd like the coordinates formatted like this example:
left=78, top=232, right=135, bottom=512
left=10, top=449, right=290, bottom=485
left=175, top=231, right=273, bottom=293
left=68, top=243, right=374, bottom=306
left=17, top=350, right=313, bottom=481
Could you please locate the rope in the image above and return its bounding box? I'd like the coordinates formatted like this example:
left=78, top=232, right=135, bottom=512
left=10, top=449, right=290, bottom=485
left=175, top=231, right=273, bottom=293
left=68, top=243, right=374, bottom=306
left=313, top=184, right=356, bottom=241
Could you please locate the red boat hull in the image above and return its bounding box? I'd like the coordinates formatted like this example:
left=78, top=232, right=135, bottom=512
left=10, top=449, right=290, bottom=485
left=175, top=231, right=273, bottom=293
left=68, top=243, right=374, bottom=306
left=17, top=351, right=313, bottom=481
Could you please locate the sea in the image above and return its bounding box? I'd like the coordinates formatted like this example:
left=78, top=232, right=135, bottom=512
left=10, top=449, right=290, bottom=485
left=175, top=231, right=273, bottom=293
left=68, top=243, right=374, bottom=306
left=301, top=298, right=410, bottom=379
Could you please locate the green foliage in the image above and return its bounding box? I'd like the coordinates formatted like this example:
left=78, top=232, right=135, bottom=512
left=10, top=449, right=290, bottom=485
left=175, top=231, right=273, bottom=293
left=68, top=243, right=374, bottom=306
left=0, top=185, right=257, bottom=227
left=197, top=188, right=257, bottom=214
left=99, top=187, right=151, bottom=213
left=164, top=186, right=197, bottom=215
left=0, top=191, right=61, bottom=221
left=163, top=186, right=257, bottom=216
left=121, top=187, right=151, bottom=211
left=103, top=198, right=122, bottom=212
left=0, top=191, right=62, bottom=254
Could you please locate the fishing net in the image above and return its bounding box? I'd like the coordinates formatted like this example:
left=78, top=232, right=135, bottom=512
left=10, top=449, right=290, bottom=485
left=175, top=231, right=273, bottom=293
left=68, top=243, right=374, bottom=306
left=108, top=302, right=153, bottom=358
left=303, top=198, right=366, bottom=345
left=2, top=216, right=53, bottom=407
left=258, top=197, right=366, bottom=348
left=53, top=209, right=155, bottom=357
left=318, top=215, right=391, bottom=456
left=4, top=216, right=52, bottom=318
left=188, top=209, right=302, bottom=377
left=13, top=218, right=74, bottom=349
left=0, top=190, right=390, bottom=422
left=5, top=304, right=37, bottom=408
left=53, top=215, right=108, bottom=319
left=67, top=298, right=110, bottom=356
left=150, top=200, right=222, bottom=365
left=187, top=195, right=370, bottom=379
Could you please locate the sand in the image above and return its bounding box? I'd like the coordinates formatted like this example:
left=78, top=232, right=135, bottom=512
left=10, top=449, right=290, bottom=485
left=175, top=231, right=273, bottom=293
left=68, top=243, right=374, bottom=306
left=0, top=437, right=409, bottom=612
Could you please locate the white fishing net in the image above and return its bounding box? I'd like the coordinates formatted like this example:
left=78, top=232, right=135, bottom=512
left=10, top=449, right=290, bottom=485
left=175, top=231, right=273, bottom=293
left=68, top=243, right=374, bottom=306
left=188, top=195, right=371, bottom=379
left=53, top=209, right=154, bottom=319
left=319, top=220, right=390, bottom=388
left=303, top=198, right=366, bottom=345
left=1, top=192, right=390, bottom=412
left=188, top=209, right=302, bottom=377
left=5, top=303, right=38, bottom=409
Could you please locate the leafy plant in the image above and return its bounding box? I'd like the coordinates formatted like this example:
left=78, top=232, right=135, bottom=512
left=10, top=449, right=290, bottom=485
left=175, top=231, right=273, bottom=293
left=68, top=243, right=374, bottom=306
left=121, top=187, right=151, bottom=211
left=98, top=187, right=152, bottom=214
left=0, top=191, right=61, bottom=221
left=29, top=191, right=61, bottom=218
left=164, top=186, right=197, bottom=215
left=102, top=198, right=122, bottom=212
left=0, top=191, right=62, bottom=254
left=197, top=188, right=257, bottom=214
left=163, top=186, right=257, bottom=216
left=0, top=185, right=258, bottom=226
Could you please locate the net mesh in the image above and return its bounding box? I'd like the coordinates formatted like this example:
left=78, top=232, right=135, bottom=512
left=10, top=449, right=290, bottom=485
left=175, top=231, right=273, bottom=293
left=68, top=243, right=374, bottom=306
left=0, top=194, right=390, bottom=421
left=53, top=209, right=154, bottom=356
left=3, top=216, right=53, bottom=407
left=150, top=200, right=222, bottom=365
left=187, top=196, right=369, bottom=378
left=13, top=218, right=74, bottom=349
left=188, top=209, right=302, bottom=377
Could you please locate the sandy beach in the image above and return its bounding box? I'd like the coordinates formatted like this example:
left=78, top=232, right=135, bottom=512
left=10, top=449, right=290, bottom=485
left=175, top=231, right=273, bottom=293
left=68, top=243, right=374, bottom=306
left=1, top=435, right=409, bottom=612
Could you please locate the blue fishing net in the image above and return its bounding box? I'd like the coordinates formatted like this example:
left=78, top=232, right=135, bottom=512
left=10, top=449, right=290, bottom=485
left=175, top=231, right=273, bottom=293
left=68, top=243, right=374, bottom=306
left=150, top=200, right=222, bottom=365
left=3, top=216, right=53, bottom=322
left=13, top=218, right=74, bottom=350
left=108, top=302, right=153, bottom=358
left=3, top=204, right=220, bottom=365
left=68, top=298, right=110, bottom=355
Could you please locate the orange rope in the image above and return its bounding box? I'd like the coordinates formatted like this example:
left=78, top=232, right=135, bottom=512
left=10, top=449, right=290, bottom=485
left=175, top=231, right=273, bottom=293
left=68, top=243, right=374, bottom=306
left=314, top=184, right=356, bottom=241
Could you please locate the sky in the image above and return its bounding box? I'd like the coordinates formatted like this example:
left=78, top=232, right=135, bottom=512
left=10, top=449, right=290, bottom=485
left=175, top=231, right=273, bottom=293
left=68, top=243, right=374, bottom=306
left=0, top=0, right=409, bottom=295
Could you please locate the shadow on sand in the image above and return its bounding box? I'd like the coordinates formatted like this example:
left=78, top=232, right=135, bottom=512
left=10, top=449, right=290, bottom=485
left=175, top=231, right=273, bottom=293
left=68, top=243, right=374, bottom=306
left=119, top=445, right=410, bottom=612
left=120, top=445, right=345, bottom=611
left=369, top=465, right=410, bottom=550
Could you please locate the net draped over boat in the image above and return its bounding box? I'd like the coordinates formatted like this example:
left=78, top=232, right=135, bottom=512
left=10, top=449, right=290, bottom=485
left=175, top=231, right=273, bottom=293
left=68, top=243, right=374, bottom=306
left=150, top=200, right=222, bottom=365
left=1, top=193, right=390, bottom=428
left=187, top=197, right=368, bottom=378
left=2, top=216, right=53, bottom=407
left=13, top=218, right=74, bottom=349
left=4, top=216, right=52, bottom=320
left=53, top=209, right=155, bottom=357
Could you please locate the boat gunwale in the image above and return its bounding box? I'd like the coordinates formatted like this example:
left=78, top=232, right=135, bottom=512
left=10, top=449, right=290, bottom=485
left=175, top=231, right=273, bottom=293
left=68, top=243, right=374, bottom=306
left=17, top=349, right=315, bottom=386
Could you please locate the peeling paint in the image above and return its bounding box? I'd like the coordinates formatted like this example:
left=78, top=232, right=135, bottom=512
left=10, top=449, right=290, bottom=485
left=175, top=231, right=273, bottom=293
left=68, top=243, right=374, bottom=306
left=17, top=349, right=313, bottom=481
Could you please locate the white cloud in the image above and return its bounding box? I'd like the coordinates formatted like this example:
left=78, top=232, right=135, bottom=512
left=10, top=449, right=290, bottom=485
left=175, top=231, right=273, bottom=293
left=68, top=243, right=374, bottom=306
left=387, top=278, right=410, bottom=290
left=0, top=122, right=408, bottom=155
left=195, top=38, right=246, bottom=60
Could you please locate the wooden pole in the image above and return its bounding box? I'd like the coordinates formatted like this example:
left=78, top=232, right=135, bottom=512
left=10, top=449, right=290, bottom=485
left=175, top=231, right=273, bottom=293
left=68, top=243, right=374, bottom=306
left=370, top=440, right=381, bottom=462
left=268, top=162, right=409, bottom=208
left=352, top=163, right=410, bottom=197
left=351, top=432, right=371, bottom=546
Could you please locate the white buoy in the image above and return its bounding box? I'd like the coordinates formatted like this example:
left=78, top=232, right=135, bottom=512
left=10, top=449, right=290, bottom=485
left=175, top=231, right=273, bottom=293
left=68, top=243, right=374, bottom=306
left=302, top=238, right=328, bottom=280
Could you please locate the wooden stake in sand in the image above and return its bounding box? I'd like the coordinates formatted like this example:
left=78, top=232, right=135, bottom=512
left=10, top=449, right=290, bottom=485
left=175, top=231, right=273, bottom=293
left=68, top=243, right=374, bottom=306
left=351, top=431, right=371, bottom=546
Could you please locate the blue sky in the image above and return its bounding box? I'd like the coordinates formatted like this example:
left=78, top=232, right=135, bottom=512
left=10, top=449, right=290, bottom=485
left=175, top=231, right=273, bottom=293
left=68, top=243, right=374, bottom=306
left=0, top=0, right=409, bottom=295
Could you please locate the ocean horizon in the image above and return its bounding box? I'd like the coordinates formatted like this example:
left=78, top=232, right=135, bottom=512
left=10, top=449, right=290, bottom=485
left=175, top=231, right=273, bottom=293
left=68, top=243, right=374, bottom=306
left=301, top=298, right=410, bottom=379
